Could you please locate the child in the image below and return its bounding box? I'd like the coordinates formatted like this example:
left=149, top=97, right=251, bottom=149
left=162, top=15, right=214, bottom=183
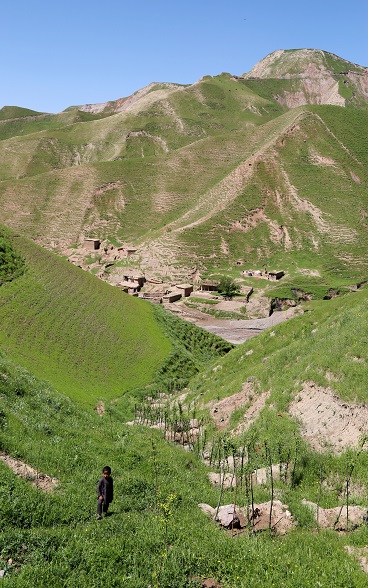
left=96, top=466, right=114, bottom=519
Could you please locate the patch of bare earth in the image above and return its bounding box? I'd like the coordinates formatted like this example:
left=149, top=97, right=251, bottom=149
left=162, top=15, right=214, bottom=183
left=232, top=390, right=270, bottom=435
left=345, top=546, right=368, bottom=574
left=350, top=170, right=362, bottom=184
left=309, top=148, right=337, bottom=167
left=96, top=401, right=105, bottom=416
left=296, top=268, right=321, bottom=277
left=191, top=578, right=222, bottom=588
left=199, top=500, right=295, bottom=535
left=302, top=500, right=366, bottom=531
left=0, top=453, right=58, bottom=492
left=289, top=382, right=368, bottom=452
left=208, top=383, right=270, bottom=431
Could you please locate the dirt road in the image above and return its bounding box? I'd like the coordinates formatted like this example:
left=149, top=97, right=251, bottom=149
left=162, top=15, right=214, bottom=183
left=167, top=304, right=302, bottom=344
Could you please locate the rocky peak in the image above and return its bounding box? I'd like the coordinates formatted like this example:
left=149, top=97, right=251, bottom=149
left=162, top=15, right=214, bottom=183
left=243, top=48, right=366, bottom=79
left=242, top=49, right=368, bottom=108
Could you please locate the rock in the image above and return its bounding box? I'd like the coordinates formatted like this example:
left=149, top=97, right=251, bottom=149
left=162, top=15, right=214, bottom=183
left=198, top=503, right=215, bottom=518
left=208, top=472, right=236, bottom=488
left=302, top=500, right=366, bottom=530
left=199, top=500, right=295, bottom=534
left=215, top=505, right=244, bottom=529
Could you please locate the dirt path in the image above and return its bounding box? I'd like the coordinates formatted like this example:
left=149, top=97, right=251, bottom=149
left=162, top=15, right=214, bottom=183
left=0, top=452, right=58, bottom=492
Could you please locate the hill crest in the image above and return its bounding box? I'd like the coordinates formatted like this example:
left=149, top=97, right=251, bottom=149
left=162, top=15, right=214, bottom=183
left=243, top=48, right=367, bottom=79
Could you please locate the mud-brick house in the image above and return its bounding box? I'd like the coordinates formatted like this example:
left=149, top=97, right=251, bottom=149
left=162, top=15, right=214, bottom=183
left=163, top=292, right=182, bottom=303
left=140, top=292, right=166, bottom=304
left=117, top=246, right=138, bottom=257
left=122, top=274, right=146, bottom=288
left=84, top=238, right=101, bottom=251
left=199, top=280, right=218, bottom=292
left=127, top=282, right=141, bottom=294
left=267, top=270, right=284, bottom=281
left=176, top=284, right=193, bottom=297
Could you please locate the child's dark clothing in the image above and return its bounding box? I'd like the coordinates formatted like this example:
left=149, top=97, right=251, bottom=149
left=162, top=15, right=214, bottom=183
left=97, top=475, right=114, bottom=516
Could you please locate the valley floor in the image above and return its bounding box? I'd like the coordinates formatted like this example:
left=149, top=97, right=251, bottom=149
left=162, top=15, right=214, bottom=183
left=166, top=302, right=302, bottom=344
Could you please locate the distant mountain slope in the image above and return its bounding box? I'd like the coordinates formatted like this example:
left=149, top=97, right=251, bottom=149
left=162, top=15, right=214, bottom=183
left=73, top=82, right=186, bottom=115
left=0, top=105, right=46, bottom=120
left=0, top=49, right=367, bottom=285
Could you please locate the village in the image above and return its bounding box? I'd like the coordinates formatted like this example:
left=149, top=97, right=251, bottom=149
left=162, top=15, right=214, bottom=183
left=63, top=237, right=294, bottom=345
left=67, top=237, right=286, bottom=306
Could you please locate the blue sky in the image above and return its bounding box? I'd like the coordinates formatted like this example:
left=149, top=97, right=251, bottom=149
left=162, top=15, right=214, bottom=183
left=2, top=0, right=367, bottom=113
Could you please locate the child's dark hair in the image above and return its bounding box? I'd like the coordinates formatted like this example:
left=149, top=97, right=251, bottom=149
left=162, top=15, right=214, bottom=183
left=103, top=466, right=111, bottom=475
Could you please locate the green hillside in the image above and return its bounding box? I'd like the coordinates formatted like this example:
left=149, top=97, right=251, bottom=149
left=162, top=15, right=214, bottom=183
left=0, top=106, right=46, bottom=121
left=0, top=285, right=367, bottom=586
left=0, top=229, right=231, bottom=405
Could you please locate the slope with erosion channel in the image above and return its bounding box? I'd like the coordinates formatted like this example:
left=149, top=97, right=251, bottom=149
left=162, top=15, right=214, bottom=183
left=0, top=76, right=278, bottom=245
left=179, top=284, right=368, bottom=453
left=0, top=229, right=231, bottom=405
left=135, top=106, right=368, bottom=281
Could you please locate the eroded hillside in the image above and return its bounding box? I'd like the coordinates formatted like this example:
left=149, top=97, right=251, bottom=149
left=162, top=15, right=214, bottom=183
left=0, top=49, right=367, bottom=286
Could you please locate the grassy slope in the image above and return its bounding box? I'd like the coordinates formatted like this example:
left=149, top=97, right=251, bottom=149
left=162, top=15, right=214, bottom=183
left=0, top=72, right=367, bottom=290
left=0, top=303, right=367, bottom=586
left=0, top=230, right=233, bottom=406
left=186, top=285, right=368, bottom=414
left=0, top=75, right=280, bottom=231
left=0, top=106, right=45, bottom=121
left=176, top=106, right=368, bottom=285
left=0, top=232, right=171, bottom=404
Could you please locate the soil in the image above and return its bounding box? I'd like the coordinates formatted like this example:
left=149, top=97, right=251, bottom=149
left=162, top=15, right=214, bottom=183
left=345, top=546, right=368, bottom=574
left=208, top=384, right=270, bottom=432
left=289, top=382, right=368, bottom=453
left=0, top=452, right=58, bottom=492
left=302, top=500, right=366, bottom=531
left=96, top=401, right=105, bottom=415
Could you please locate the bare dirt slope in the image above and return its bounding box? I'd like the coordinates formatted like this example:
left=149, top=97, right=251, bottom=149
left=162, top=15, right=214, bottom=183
left=289, top=382, right=368, bottom=452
